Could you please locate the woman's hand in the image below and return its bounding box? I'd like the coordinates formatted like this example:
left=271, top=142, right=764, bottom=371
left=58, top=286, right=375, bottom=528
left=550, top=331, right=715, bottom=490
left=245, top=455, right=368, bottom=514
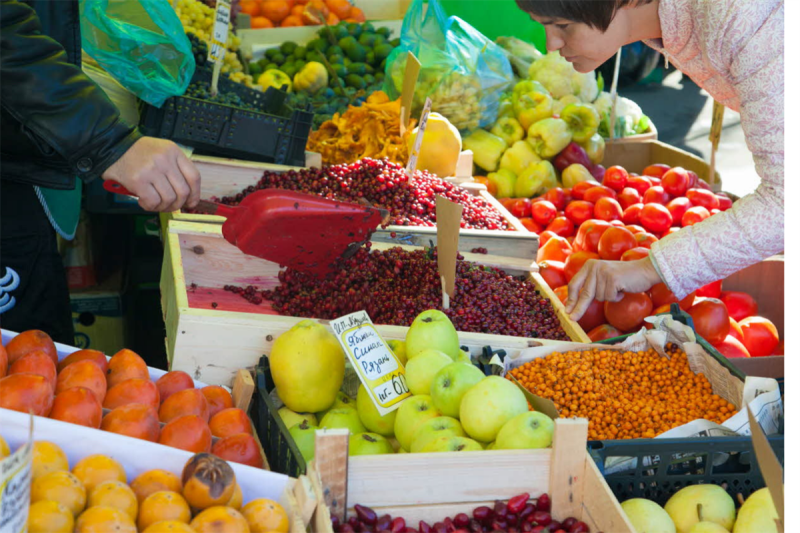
left=102, top=137, right=201, bottom=212
left=565, top=257, right=663, bottom=320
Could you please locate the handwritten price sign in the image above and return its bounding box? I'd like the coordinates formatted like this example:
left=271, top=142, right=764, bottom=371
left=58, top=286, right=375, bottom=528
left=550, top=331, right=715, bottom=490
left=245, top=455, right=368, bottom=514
left=208, top=0, right=231, bottom=63
left=331, top=311, right=411, bottom=415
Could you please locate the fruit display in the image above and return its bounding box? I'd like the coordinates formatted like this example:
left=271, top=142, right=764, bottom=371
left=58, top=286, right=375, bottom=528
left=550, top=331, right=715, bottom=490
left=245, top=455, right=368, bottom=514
left=0, top=331, right=262, bottom=468
left=332, top=492, right=602, bottom=533
left=507, top=344, right=737, bottom=441
left=241, top=0, right=367, bottom=29
left=208, top=158, right=511, bottom=230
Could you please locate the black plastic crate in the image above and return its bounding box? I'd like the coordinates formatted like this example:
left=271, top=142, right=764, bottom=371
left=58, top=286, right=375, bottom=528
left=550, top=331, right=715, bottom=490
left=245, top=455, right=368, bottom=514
left=589, top=435, right=784, bottom=506
left=139, top=69, right=312, bottom=166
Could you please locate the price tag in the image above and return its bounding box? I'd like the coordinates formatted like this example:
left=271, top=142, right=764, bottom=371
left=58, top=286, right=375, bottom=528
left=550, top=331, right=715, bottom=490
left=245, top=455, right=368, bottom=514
left=0, top=416, right=33, bottom=533
left=405, top=97, right=433, bottom=183
left=208, top=0, right=232, bottom=63
left=331, top=311, right=411, bottom=415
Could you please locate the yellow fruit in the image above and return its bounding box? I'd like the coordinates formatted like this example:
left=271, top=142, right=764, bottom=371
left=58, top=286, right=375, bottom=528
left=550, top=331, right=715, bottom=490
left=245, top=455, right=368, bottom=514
left=406, top=112, right=462, bottom=178
left=87, top=480, right=138, bottom=520
left=190, top=506, right=251, bottom=533
left=257, top=69, right=292, bottom=93
left=143, top=521, right=196, bottom=533
left=27, top=500, right=75, bottom=533
left=181, top=453, right=236, bottom=511
left=0, top=434, right=9, bottom=458
left=75, top=505, right=136, bottom=533
left=138, top=491, right=191, bottom=531
left=31, top=471, right=87, bottom=516
left=72, top=454, right=127, bottom=492
left=270, top=319, right=345, bottom=413
left=292, top=62, right=328, bottom=93
left=242, top=498, right=289, bottom=533
left=227, top=483, right=243, bottom=510
left=32, top=441, right=69, bottom=481
left=131, top=469, right=183, bottom=504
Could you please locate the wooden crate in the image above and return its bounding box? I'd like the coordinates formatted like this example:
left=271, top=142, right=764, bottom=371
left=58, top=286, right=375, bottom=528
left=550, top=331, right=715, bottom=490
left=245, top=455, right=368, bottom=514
left=603, top=121, right=658, bottom=144
left=168, top=154, right=538, bottom=259
left=306, top=420, right=636, bottom=533
left=161, top=220, right=588, bottom=386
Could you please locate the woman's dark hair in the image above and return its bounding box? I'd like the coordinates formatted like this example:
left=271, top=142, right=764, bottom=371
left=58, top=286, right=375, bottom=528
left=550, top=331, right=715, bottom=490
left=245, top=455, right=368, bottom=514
left=515, top=0, right=655, bottom=31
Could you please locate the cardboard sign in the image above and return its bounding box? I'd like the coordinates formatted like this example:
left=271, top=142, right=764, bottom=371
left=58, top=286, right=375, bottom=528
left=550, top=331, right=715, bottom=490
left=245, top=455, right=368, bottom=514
left=405, top=97, right=433, bottom=183
left=208, top=0, right=231, bottom=63
left=747, top=406, right=784, bottom=532
left=330, top=312, right=411, bottom=415
left=0, top=417, right=33, bottom=533
left=435, top=196, right=463, bottom=308
left=400, top=52, right=421, bottom=134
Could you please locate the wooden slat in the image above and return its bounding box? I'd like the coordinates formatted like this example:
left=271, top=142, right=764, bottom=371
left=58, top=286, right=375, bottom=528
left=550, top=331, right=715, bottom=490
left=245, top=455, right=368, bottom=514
left=280, top=479, right=308, bottom=533
left=549, top=419, right=589, bottom=520
left=232, top=369, right=255, bottom=411
left=292, top=475, right=318, bottom=526
left=313, top=430, right=350, bottom=522
left=581, top=453, right=637, bottom=533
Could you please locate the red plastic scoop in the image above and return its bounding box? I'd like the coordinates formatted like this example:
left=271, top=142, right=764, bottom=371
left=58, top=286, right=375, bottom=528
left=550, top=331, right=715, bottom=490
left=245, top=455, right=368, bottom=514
left=104, top=181, right=388, bottom=277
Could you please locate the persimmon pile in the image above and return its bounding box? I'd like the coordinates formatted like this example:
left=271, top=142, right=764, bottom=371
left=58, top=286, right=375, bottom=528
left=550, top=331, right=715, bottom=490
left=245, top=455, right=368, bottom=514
left=507, top=344, right=738, bottom=440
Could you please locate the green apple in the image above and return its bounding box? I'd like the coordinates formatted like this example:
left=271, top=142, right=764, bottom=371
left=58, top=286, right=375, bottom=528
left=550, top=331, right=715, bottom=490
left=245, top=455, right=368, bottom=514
left=317, top=391, right=356, bottom=419
left=430, top=362, right=485, bottom=418
left=387, top=339, right=407, bottom=366
left=515, top=160, right=557, bottom=198
left=487, top=169, right=517, bottom=199
left=664, top=485, right=735, bottom=533
left=456, top=350, right=472, bottom=363
left=419, top=436, right=483, bottom=453
left=410, top=416, right=465, bottom=453
left=689, top=523, right=731, bottom=533
left=459, top=376, right=528, bottom=443
left=387, top=437, right=402, bottom=452
left=356, top=384, right=396, bottom=437
left=288, top=420, right=318, bottom=463
left=405, top=349, right=452, bottom=396
left=349, top=433, right=395, bottom=456
left=397, top=447, right=408, bottom=454
left=405, top=310, right=460, bottom=360
left=733, top=488, right=779, bottom=533
left=621, top=499, right=676, bottom=533
left=495, top=411, right=554, bottom=450
left=278, top=407, right=317, bottom=429
left=393, top=395, right=441, bottom=450
left=319, top=407, right=367, bottom=435
left=485, top=441, right=496, bottom=450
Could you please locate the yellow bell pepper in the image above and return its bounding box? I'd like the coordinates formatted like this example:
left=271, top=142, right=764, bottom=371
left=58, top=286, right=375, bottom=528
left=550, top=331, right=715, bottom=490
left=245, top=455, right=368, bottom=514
left=257, top=69, right=292, bottom=93
left=293, top=62, right=328, bottom=94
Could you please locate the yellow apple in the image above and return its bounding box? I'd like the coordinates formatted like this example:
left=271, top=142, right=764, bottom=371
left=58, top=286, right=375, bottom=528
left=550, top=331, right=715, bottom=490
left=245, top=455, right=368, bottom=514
left=733, top=488, right=779, bottom=533
left=664, top=485, right=735, bottom=533
left=459, top=376, right=528, bottom=442
left=621, top=498, right=676, bottom=533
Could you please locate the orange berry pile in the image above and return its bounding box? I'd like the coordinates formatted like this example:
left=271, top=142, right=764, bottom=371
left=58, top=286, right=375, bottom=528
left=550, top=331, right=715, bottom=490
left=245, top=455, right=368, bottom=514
left=507, top=344, right=738, bottom=440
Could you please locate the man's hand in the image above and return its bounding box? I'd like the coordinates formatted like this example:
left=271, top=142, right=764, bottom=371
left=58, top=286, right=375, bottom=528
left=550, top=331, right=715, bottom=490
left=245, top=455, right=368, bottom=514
left=565, top=257, right=663, bottom=320
left=102, top=137, right=201, bottom=212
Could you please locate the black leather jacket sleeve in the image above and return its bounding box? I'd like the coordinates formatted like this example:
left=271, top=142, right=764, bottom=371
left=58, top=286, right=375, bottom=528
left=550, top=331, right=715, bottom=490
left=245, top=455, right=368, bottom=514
left=0, top=0, right=142, bottom=182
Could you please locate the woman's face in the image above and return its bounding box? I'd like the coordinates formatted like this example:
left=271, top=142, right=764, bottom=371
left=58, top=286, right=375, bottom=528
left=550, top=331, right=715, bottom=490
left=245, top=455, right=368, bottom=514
left=529, top=11, right=632, bottom=73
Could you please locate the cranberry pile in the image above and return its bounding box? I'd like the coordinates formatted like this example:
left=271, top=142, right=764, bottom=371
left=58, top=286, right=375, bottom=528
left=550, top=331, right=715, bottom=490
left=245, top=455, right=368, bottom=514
left=212, top=158, right=510, bottom=230
left=224, top=246, right=569, bottom=340
left=333, top=493, right=601, bottom=533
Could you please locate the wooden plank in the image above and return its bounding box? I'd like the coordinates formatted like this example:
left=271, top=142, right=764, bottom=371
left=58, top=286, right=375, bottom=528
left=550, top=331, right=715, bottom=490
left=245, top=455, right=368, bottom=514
left=308, top=464, right=337, bottom=533
left=280, top=479, right=309, bottom=533
left=232, top=369, right=255, bottom=411
left=581, top=453, right=637, bottom=533
left=348, top=450, right=551, bottom=508
left=549, top=419, right=589, bottom=520
left=292, top=475, right=318, bottom=526
left=314, top=430, right=350, bottom=522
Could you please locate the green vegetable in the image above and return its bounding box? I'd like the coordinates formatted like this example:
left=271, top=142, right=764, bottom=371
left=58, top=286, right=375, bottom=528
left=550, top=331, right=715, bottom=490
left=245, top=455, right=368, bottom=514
left=490, top=117, right=525, bottom=146
left=463, top=129, right=508, bottom=173
left=280, top=41, right=298, bottom=55
left=345, top=74, right=366, bottom=89
left=272, top=52, right=286, bottom=64
left=375, top=43, right=394, bottom=61
left=527, top=51, right=599, bottom=102
left=348, top=62, right=368, bottom=75
left=514, top=91, right=554, bottom=130
left=292, top=46, right=307, bottom=60
left=561, top=103, right=600, bottom=142
left=499, top=140, right=540, bottom=176
left=526, top=118, right=572, bottom=159
left=487, top=169, right=517, bottom=198
left=347, top=22, right=362, bottom=37
left=377, top=26, right=392, bottom=38
left=358, top=33, right=377, bottom=47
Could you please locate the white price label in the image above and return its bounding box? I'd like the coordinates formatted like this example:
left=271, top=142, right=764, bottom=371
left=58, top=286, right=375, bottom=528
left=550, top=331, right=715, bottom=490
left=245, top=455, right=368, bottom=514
left=331, top=311, right=411, bottom=415
left=0, top=417, right=33, bottom=533
left=405, top=97, right=433, bottom=180
left=208, top=0, right=231, bottom=63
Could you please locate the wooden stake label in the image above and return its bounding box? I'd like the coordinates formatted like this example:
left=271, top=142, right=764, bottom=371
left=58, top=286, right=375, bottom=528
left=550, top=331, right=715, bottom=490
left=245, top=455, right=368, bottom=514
left=405, top=97, right=433, bottom=183
left=435, top=195, right=463, bottom=308
left=331, top=311, right=411, bottom=415
left=400, top=52, right=421, bottom=135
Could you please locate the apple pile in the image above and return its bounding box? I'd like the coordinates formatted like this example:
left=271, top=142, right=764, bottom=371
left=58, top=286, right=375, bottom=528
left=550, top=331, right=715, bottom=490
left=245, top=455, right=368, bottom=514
left=334, top=492, right=604, bottom=533
left=274, top=311, right=557, bottom=461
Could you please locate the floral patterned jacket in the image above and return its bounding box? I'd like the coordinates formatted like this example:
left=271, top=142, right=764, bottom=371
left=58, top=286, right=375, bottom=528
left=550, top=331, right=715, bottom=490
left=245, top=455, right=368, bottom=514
left=645, top=0, right=784, bottom=298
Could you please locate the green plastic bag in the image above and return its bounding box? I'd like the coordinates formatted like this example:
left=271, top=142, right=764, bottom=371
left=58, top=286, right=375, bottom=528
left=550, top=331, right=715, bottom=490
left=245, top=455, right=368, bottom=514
left=383, top=0, right=513, bottom=132
left=80, top=0, right=195, bottom=107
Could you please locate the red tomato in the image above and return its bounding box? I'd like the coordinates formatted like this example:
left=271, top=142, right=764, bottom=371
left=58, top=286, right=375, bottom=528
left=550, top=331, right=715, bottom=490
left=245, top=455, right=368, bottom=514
left=509, top=198, right=532, bottom=218
left=739, top=317, right=780, bottom=357
left=716, top=193, right=733, bottom=211
left=605, top=292, right=654, bottom=332
left=538, top=230, right=557, bottom=248
left=686, top=170, right=699, bottom=188
left=574, top=219, right=611, bottom=252
left=648, top=176, right=662, bottom=187
left=578, top=299, right=606, bottom=332
left=588, top=324, right=623, bottom=342
left=519, top=217, right=544, bottom=233
left=686, top=188, right=720, bottom=210
left=597, top=227, right=636, bottom=260
left=649, top=283, right=695, bottom=310
left=625, top=224, right=646, bottom=234
left=694, top=176, right=712, bottom=191
left=621, top=247, right=650, bottom=261
left=713, top=336, right=751, bottom=359
left=565, top=200, right=595, bottom=226
left=602, top=166, right=629, bottom=192
left=642, top=164, right=671, bottom=179
left=661, top=167, right=691, bottom=197
left=571, top=180, right=601, bottom=200
left=728, top=317, right=744, bottom=343
left=584, top=185, right=616, bottom=203
left=617, top=187, right=642, bottom=210
left=499, top=198, right=518, bottom=211
left=696, top=280, right=722, bottom=298
left=564, top=251, right=600, bottom=281
left=642, top=186, right=670, bottom=205
left=634, top=232, right=659, bottom=249
left=594, top=197, right=623, bottom=221
left=531, top=200, right=557, bottom=226
left=639, top=203, right=673, bottom=234
left=720, top=291, right=758, bottom=321
left=567, top=236, right=575, bottom=246
left=538, top=260, right=567, bottom=289
left=622, top=203, right=644, bottom=225
left=542, top=187, right=568, bottom=210
left=682, top=206, right=711, bottom=227
left=687, top=298, right=730, bottom=344
left=666, top=197, right=692, bottom=226
left=772, top=341, right=784, bottom=355
left=536, top=235, right=573, bottom=263
left=546, top=216, right=575, bottom=238
left=553, top=285, right=569, bottom=304
left=627, top=176, right=653, bottom=197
